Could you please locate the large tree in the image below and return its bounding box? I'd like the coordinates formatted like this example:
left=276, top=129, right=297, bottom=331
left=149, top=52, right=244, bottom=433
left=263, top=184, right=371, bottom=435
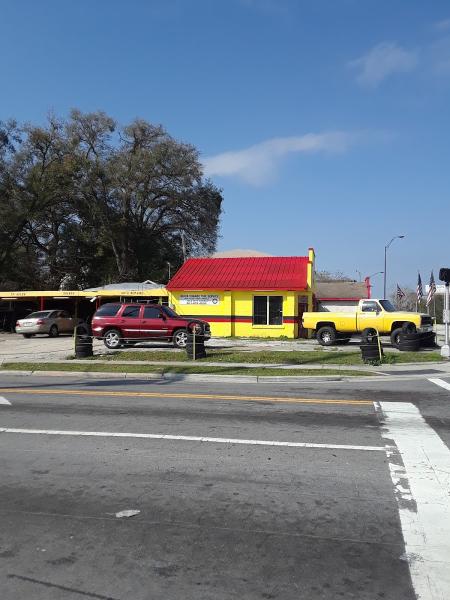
left=0, top=111, right=223, bottom=289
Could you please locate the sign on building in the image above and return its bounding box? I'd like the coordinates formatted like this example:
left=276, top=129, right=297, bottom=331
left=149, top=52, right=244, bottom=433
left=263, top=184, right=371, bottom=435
left=179, top=294, right=220, bottom=306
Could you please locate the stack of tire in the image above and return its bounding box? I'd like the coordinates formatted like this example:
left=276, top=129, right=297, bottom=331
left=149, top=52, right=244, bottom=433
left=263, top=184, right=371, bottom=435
left=75, top=323, right=93, bottom=358
left=420, top=331, right=437, bottom=348
left=186, top=321, right=207, bottom=360
left=360, top=328, right=383, bottom=363
left=397, top=323, right=421, bottom=352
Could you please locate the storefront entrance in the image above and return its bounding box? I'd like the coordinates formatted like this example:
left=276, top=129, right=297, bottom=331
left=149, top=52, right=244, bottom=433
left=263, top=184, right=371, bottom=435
left=297, top=296, right=309, bottom=338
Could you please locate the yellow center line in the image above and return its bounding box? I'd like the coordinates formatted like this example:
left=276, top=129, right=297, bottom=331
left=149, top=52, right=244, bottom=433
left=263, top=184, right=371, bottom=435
left=0, top=388, right=372, bottom=406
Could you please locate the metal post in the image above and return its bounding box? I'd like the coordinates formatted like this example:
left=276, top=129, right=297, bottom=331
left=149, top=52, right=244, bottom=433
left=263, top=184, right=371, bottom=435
left=376, top=328, right=383, bottom=363
left=441, top=282, right=450, bottom=359
left=383, top=235, right=405, bottom=299
left=73, top=298, right=78, bottom=355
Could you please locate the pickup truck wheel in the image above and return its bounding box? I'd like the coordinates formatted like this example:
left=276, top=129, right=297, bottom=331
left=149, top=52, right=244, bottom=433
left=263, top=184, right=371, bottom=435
left=390, top=328, right=403, bottom=348
left=402, top=322, right=417, bottom=334
left=316, top=326, right=337, bottom=346
left=103, top=329, right=123, bottom=349
left=173, top=329, right=188, bottom=348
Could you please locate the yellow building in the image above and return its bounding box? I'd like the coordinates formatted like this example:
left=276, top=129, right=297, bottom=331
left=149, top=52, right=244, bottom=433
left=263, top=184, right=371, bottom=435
left=166, top=249, right=315, bottom=338
left=0, top=252, right=317, bottom=339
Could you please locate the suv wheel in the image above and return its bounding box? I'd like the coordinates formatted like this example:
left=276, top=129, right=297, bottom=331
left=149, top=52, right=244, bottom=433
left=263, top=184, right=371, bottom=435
left=104, top=329, right=123, bottom=349
left=173, top=329, right=188, bottom=348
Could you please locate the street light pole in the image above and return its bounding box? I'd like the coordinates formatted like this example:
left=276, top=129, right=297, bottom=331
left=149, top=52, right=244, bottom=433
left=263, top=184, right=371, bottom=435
left=383, top=236, right=405, bottom=299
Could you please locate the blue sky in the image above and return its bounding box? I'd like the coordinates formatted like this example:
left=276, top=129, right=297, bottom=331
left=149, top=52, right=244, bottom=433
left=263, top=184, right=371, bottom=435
left=2, top=0, right=450, bottom=296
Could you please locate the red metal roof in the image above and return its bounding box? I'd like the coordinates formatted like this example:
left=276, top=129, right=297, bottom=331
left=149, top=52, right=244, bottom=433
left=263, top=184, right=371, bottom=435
left=167, top=257, right=309, bottom=291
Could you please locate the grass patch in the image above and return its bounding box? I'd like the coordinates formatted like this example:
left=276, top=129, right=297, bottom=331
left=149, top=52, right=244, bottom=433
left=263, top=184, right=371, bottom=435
left=1, top=362, right=372, bottom=377
left=89, top=348, right=443, bottom=366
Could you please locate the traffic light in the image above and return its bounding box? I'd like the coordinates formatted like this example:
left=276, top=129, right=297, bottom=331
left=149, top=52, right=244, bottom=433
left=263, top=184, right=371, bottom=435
left=439, top=268, right=450, bottom=283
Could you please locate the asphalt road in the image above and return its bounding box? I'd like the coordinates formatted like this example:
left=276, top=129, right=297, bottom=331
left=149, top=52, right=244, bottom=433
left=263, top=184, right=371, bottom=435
left=1, top=374, right=449, bottom=600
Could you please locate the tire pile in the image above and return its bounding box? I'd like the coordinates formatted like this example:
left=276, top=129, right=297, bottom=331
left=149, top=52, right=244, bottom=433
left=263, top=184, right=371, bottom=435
left=186, top=321, right=207, bottom=360
left=75, top=324, right=93, bottom=358
left=360, top=328, right=383, bottom=363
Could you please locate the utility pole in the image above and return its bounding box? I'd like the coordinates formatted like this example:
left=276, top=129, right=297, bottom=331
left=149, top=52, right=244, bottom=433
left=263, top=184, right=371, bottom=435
left=383, top=235, right=405, bottom=298
left=440, top=268, right=450, bottom=359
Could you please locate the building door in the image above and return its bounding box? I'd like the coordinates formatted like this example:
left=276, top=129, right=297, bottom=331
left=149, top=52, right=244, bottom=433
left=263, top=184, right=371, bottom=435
left=297, top=297, right=308, bottom=338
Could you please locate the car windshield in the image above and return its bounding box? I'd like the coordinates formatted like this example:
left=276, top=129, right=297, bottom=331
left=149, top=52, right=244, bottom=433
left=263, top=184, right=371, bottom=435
left=162, top=306, right=179, bottom=318
left=379, top=300, right=396, bottom=312
left=27, top=311, right=52, bottom=319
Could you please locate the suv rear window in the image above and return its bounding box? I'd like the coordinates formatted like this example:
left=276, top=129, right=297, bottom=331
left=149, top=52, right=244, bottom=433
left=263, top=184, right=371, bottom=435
left=95, top=304, right=121, bottom=317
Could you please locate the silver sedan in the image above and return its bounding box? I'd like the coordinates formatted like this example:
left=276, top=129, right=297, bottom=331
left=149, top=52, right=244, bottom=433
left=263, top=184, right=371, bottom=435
left=16, top=310, right=79, bottom=338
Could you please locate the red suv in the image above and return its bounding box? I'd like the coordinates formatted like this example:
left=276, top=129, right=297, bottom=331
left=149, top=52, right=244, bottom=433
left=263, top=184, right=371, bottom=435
left=91, top=303, right=211, bottom=349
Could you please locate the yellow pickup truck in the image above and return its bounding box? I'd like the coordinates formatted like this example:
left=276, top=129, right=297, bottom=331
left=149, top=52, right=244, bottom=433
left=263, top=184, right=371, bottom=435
left=302, top=299, right=434, bottom=347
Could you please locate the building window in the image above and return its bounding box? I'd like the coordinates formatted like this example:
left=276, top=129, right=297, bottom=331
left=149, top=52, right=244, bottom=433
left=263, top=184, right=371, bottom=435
left=253, top=296, right=283, bottom=325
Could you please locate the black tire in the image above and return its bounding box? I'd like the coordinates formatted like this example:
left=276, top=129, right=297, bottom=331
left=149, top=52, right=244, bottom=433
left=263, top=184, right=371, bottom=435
left=360, top=343, right=383, bottom=363
left=421, top=332, right=437, bottom=348
left=398, top=340, right=421, bottom=352
left=103, top=328, right=123, bottom=349
left=75, top=335, right=93, bottom=358
left=401, top=332, right=421, bottom=341
left=402, top=322, right=417, bottom=334
left=173, top=329, right=188, bottom=348
left=316, top=326, right=337, bottom=346
left=49, top=325, right=59, bottom=338
left=22, top=333, right=33, bottom=339
left=390, top=328, right=403, bottom=348
left=361, top=328, right=378, bottom=344
left=187, top=321, right=205, bottom=336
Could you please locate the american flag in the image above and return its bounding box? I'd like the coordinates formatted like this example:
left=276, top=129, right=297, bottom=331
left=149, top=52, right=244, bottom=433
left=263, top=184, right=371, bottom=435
left=396, top=284, right=405, bottom=302
left=417, top=272, right=423, bottom=302
left=426, top=271, right=436, bottom=307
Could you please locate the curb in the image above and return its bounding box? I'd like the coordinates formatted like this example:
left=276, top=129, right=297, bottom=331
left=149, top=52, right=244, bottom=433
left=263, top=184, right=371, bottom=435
left=0, top=369, right=367, bottom=384
left=0, top=369, right=447, bottom=384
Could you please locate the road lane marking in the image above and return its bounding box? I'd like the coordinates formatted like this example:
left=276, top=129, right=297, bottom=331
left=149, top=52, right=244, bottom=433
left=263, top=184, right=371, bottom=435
left=428, top=377, right=450, bottom=392
left=0, top=388, right=372, bottom=406
left=379, top=402, right=450, bottom=600
left=0, top=396, right=11, bottom=406
left=0, top=427, right=386, bottom=451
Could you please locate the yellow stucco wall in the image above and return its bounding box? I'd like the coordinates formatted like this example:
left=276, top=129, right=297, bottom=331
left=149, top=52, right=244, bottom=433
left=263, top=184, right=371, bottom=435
left=169, top=289, right=313, bottom=338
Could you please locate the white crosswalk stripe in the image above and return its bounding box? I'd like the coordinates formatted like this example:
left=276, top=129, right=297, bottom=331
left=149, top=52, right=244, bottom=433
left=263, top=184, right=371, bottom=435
left=428, top=378, right=450, bottom=392
left=379, top=401, right=450, bottom=600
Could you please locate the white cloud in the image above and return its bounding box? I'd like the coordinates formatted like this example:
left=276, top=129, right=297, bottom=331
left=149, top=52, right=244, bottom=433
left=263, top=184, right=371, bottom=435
left=203, top=131, right=360, bottom=185
left=434, top=18, right=450, bottom=32
left=429, top=35, right=450, bottom=75
left=349, top=42, right=418, bottom=88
